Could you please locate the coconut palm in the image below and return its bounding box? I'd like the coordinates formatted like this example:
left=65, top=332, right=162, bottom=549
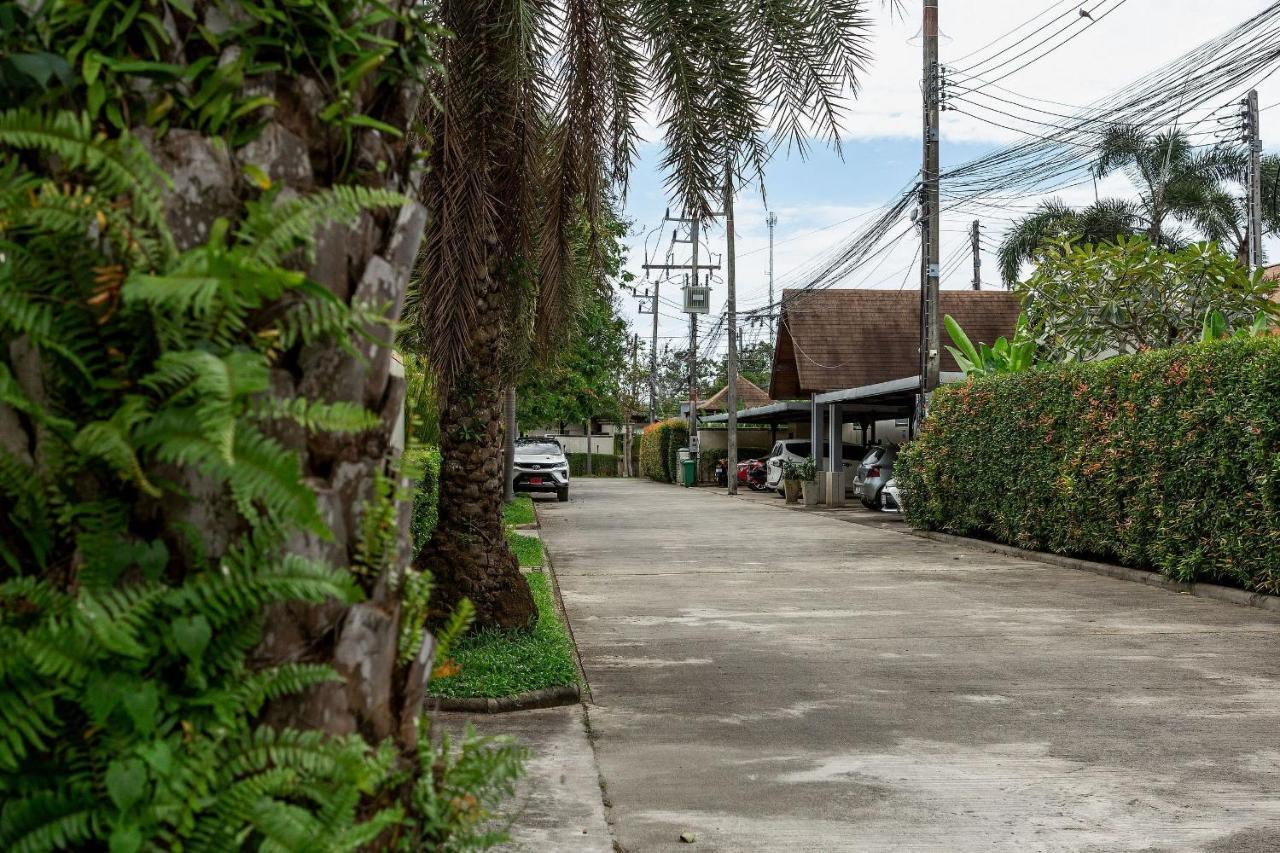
left=998, top=126, right=1258, bottom=285
left=997, top=198, right=1145, bottom=286
left=412, top=0, right=880, bottom=628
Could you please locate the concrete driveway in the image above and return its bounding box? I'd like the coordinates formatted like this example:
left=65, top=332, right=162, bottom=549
left=538, top=478, right=1280, bottom=853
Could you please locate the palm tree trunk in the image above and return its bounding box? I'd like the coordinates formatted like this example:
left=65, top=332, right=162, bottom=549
left=418, top=272, right=536, bottom=630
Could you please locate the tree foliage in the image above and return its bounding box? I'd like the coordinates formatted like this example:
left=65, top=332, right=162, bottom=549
left=1018, top=236, right=1278, bottom=362
left=517, top=291, right=630, bottom=428
left=997, top=125, right=1276, bottom=285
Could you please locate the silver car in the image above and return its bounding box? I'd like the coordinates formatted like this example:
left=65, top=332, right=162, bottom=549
left=853, top=444, right=897, bottom=510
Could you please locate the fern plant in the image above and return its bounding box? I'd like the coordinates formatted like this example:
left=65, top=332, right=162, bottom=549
left=0, top=111, right=524, bottom=851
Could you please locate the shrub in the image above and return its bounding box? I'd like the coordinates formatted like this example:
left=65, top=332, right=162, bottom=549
left=568, top=453, right=618, bottom=476
left=409, top=445, right=443, bottom=551
left=898, top=337, right=1280, bottom=593
left=640, top=418, right=688, bottom=482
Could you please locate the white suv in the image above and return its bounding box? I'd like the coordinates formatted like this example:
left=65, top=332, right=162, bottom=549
left=513, top=439, right=570, bottom=501
left=764, top=439, right=864, bottom=496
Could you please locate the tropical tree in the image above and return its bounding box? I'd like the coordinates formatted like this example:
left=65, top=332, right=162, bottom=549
left=997, top=198, right=1144, bottom=288
left=1, top=0, right=529, bottom=847
left=411, top=0, right=879, bottom=628
left=998, top=126, right=1267, bottom=285
left=1018, top=236, right=1277, bottom=362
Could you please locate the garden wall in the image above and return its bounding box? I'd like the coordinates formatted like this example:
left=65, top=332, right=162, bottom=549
left=897, top=337, right=1280, bottom=593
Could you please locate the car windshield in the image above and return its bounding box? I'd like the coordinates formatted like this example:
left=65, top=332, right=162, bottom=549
left=516, top=441, right=562, bottom=456
left=784, top=441, right=812, bottom=457
left=862, top=447, right=884, bottom=464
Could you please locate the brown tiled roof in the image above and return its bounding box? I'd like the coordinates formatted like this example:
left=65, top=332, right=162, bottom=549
left=769, top=288, right=1023, bottom=399
left=698, top=376, right=773, bottom=412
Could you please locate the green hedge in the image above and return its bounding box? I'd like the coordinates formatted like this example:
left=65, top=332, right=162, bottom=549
left=568, top=453, right=618, bottom=477
left=407, top=445, right=442, bottom=551
left=898, top=337, right=1280, bottom=593
left=640, top=418, right=688, bottom=482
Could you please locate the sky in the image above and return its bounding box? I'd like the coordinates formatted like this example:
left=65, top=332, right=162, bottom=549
left=618, top=0, right=1280, bottom=363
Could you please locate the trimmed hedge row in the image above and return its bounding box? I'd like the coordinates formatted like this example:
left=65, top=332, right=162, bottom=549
left=897, top=337, right=1280, bottom=593
left=568, top=453, right=618, bottom=477
left=640, top=418, right=688, bottom=483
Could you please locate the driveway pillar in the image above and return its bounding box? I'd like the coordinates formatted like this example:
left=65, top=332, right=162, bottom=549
left=809, top=394, right=826, bottom=502
left=826, top=403, right=845, bottom=506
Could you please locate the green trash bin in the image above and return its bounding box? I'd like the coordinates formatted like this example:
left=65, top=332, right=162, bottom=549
left=681, top=458, right=697, bottom=488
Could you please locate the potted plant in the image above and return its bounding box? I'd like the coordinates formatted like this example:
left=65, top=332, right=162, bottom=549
left=779, top=457, right=802, bottom=503
left=797, top=456, right=820, bottom=505
left=780, top=456, right=815, bottom=505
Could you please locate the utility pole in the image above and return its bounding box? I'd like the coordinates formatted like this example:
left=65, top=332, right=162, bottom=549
left=767, top=211, right=778, bottom=337
left=918, top=0, right=942, bottom=421
left=502, top=386, right=516, bottom=502
left=641, top=214, right=720, bottom=424
left=970, top=219, right=981, bottom=290
left=688, top=214, right=700, bottom=447
left=725, top=165, right=739, bottom=495
left=638, top=278, right=660, bottom=423
left=627, top=333, right=639, bottom=476
left=1245, top=89, right=1263, bottom=271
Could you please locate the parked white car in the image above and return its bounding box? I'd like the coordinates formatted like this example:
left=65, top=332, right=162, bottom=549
left=882, top=478, right=903, bottom=513
left=764, top=439, right=865, bottom=496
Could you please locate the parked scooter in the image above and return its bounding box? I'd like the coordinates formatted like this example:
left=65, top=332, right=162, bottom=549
left=736, top=458, right=769, bottom=491
left=714, top=457, right=729, bottom=487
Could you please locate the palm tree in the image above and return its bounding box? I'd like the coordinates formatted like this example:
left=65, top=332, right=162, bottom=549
left=411, top=0, right=878, bottom=628
left=997, top=198, right=1143, bottom=286
left=997, top=126, right=1255, bottom=285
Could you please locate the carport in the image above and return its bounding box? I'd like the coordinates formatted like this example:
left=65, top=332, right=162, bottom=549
left=806, top=373, right=965, bottom=504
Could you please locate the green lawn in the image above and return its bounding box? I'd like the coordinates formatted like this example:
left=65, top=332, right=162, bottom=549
left=507, top=529, right=544, bottom=568
left=428, top=571, right=578, bottom=699
left=502, top=494, right=536, bottom=527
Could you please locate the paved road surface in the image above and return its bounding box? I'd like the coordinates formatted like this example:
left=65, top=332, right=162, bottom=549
left=537, top=478, right=1280, bottom=852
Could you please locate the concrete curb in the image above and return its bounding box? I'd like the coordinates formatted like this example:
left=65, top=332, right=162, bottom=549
left=536, top=504, right=594, bottom=705
left=433, top=684, right=581, bottom=714
left=910, top=529, right=1280, bottom=616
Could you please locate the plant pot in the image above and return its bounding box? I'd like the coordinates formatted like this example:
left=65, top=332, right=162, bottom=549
left=783, top=479, right=801, bottom=504
left=801, top=480, right=820, bottom=506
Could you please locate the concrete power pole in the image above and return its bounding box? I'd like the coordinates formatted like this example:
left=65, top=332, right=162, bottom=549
left=502, top=386, right=516, bottom=502
left=725, top=165, right=739, bottom=495
left=688, top=214, right=700, bottom=446
left=1246, top=89, right=1263, bottom=271
left=767, top=211, right=778, bottom=337
left=918, top=0, right=942, bottom=421
left=970, top=219, right=981, bottom=290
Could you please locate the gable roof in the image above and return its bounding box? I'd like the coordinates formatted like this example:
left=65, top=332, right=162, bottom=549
left=769, top=288, right=1023, bottom=399
left=698, top=376, right=773, bottom=412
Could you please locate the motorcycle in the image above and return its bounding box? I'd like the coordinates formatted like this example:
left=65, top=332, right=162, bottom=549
left=713, top=457, right=729, bottom=487
left=736, top=458, right=769, bottom=491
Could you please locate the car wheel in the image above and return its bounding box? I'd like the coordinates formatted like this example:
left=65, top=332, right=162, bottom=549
left=869, top=489, right=884, bottom=511
left=557, top=487, right=569, bottom=502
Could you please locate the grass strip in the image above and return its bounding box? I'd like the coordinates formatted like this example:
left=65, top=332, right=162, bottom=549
left=502, top=494, right=536, bottom=527
left=507, top=529, right=543, bottom=568
left=428, top=571, right=578, bottom=699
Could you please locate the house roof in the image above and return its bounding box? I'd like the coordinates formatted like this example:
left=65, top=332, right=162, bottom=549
left=768, top=288, right=1024, bottom=399
left=698, top=376, right=774, bottom=412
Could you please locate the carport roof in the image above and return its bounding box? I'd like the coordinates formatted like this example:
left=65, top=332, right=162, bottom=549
left=700, top=401, right=808, bottom=425
left=700, top=372, right=970, bottom=425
